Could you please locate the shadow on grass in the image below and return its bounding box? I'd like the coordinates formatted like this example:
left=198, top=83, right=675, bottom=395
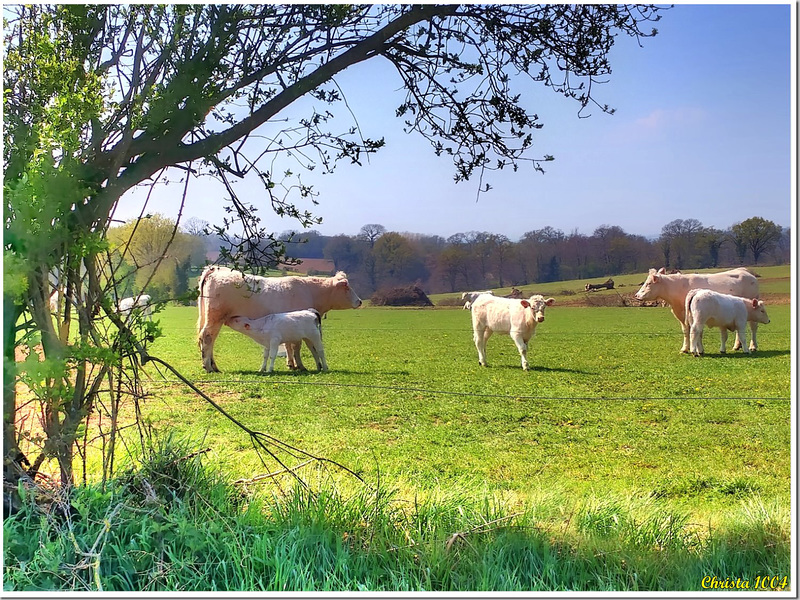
left=229, top=368, right=412, bottom=377
left=481, top=364, right=593, bottom=375
left=690, top=349, right=790, bottom=360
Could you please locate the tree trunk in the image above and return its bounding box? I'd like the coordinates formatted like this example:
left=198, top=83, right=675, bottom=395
left=3, top=295, right=25, bottom=515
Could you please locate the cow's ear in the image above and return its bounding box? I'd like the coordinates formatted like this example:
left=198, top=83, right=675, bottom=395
left=520, top=300, right=531, bottom=308
left=545, top=297, right=555, bottom=306
left=752, top=298, right=758, bottom=308
left=652, top=275, right=660, bottom=283
left=336, top=279, right=349, bottom=289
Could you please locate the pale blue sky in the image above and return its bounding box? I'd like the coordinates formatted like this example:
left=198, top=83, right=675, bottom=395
left=118, top=3, right=795, bottom=241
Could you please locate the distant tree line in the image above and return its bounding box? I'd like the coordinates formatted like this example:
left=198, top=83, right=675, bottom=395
left=113, top=215, right=788, bottom=299
left=278, top=216, right=789, bottom=295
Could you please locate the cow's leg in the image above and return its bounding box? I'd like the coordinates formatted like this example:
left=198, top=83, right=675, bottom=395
left=671, top=308, right=691, bottom=353
left=305, top=337, right=328, bottom=372
left=285, top=342, right=307, bottom=371
left=265, top=339, right=282, bottom=373
left=732, top=330, right=743, bottom=351
left=510, top=332, right=529, bottom=371
left=473, top=327, right=490, bottom=366
left=260, top=346, right=269, bottom=372
left=737, top=324, right=750, bottom=354
left=719, top=328, right=728, bottom=354
left=680, top=320, right=691, bottom=353
left=283, top=343, right=295, bottom=369
left=689, top=323, right=703, bottom=356
left=748, top=321, right=758, bottom=352
left=199, top=321, right=223, bottom=372
left=293, top=342, right=307, bottom=371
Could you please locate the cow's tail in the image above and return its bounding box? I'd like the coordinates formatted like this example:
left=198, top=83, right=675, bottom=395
left=197, top=266, right=215, bottom=342
left=310, top=308, right=323, bottom=337
left=684, top=289, right=699, bottom=328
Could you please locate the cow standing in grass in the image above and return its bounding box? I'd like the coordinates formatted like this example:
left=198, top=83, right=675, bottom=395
left=119, top=294, right=153, bottom=320
left=197, top=266, right=361, bottom=372
left=470, top=294, right=555, bottom=371
left=634, top=267, right=760, bottom=353
left=226, top=309, right=328, bottom=373
left=684, top=289, right=770, bottom=356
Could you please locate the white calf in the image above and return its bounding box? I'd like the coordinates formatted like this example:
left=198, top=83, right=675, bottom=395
left=685, top=289, right=770, bottom=356
left=470, top=294, right=555, bottom=370
left=226, top=309, right=327, bottom=373
left=119, top=294, right=152, bottom=320
left=461, top=290, right=494, bottom=309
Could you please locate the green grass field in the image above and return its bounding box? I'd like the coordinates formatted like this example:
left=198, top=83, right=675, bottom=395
left=6, top=266, right=792, bottom=592
left=143, top=288, right=791, bottom=523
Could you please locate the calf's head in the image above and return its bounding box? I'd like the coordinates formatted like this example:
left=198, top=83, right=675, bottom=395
left=747, top=298, right=770, bottom=325
left=226, top=315, right=253, bottom=333
left=521, top=295, right=555, bottom=323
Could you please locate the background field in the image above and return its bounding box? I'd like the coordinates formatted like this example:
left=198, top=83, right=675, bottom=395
left=141, top=267, right=792, bottom=530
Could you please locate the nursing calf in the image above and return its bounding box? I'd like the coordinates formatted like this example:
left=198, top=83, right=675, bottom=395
left=226, top=309, right=328, bottom=373
left=685, top=289, right=770, bottom=356
left=470, top=294, right=555, bottom=370
left=197, top=266, right=361, bottom=372
left=634, top=267, right=759, bottom=353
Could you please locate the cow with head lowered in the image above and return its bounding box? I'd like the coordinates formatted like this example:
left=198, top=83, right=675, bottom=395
left=197, top=266, right=362, bottom=372
left=470, top=293, right=555, bottom=371
left=634, top=267, right=760, bottom=353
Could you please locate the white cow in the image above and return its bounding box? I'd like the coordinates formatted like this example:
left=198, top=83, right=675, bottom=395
left=226, top=309, right=328, bottom=373
left=470, top=294, right=555, bottom=371
left=685, top=289, right=770, bottom=356
left=49, top=289, right=60, bottom=314
left=461, top=290, right=494, bottom=310
left=197, top=266, right=362, bottom=372
left=634, top=267, right=760, bottom=353
left=119, top=294, right=152, bottom=320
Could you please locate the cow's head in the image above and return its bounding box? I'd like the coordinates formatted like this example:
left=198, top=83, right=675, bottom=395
left=522, top=295, right=555, bottom=323
left=749, top=298, right=770, bottom=324
left=332, top=273, right=363, bottom=309
left=634, top=268, right=661, bottom=301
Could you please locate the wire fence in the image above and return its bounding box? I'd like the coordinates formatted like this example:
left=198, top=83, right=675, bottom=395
left=147, top=375, right=791, bottom=403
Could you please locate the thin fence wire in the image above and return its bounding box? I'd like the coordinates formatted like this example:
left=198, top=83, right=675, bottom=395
left=147, top=376, right=791, bottom=403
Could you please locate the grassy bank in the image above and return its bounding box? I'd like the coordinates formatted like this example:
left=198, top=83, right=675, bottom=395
left=3, top=438, right=791, bottom=592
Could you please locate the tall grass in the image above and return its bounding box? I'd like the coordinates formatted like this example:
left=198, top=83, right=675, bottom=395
left=3, top=437, right=791, bottom=592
